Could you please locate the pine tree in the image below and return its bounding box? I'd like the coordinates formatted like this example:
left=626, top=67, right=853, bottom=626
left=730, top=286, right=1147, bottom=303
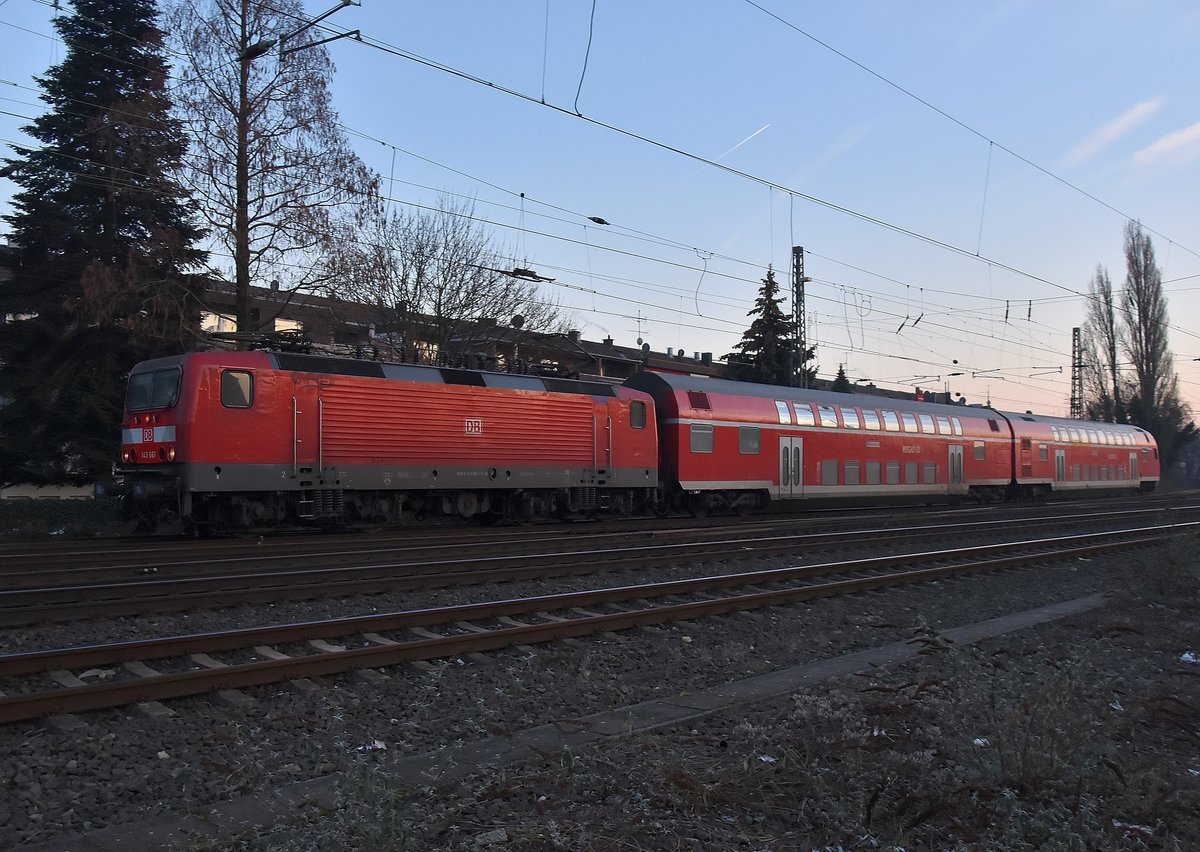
left=0, top=0, right=206, bottom=485
left=724, top=268, right=812, bottom=386
left=832, top=364, right=851, bottom=392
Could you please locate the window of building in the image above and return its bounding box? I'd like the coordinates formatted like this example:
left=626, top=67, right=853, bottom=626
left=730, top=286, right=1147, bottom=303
left=739, top=426, right=760, bottom=454
left=818, top=405, right=839, bottom=428
left=630, top=401, right=647, bottom=429
left=690, top=423, right=713, bottom=453
left=221, top=370, right=253, bottom=408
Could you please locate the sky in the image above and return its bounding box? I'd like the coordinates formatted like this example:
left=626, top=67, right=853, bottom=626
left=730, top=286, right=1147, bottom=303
left=1, top=0, right=1199, bottom=418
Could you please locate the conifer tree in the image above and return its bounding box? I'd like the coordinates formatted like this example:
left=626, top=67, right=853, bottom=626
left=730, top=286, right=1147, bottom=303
left=0, top=0, right=206, bottom=485
left=724, top=268, right=813, bottom=386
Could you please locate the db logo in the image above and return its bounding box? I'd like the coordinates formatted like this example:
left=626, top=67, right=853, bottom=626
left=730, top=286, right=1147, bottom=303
left=143, top=427, right=155, bottom=443
left=464, top=418, right=483, bottom=436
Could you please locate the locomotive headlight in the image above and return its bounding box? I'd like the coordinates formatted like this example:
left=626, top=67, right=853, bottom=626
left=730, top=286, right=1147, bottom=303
left=122, top=449, right=134, bottom=464
left=167, top=446, right=176, bottom=462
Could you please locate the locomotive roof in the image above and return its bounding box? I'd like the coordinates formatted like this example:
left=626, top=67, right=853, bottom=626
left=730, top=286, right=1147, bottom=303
left=269, top=352, right=621, bottom=397
left=624, top=371, right=986, bottom=418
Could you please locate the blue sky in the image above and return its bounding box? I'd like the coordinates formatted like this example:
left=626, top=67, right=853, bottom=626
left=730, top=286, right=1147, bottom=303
left=2, top=0, right=1199, bottom=417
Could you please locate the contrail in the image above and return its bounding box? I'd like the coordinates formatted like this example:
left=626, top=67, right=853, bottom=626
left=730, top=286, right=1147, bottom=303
left=715, top=123, right=770, bottom=160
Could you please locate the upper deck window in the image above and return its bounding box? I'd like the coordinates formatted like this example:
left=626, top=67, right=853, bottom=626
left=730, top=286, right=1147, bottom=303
left=818, top=405, right=839, bottom=428
left=793, top=403, right=816, bottom=427
left=126, top=366, right=182, bottom=411
left=882, top=411, right=900, bottom=432
left=862, top=410, right=881, bottom=430
left=774, top=400, right=791, bottom=424
left=901, top=412, right=919, bottom=432
left=840, top=407, right=861, bottom=429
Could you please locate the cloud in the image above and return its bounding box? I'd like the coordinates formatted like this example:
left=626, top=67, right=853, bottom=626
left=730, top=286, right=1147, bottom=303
left=1134, top=121, right=1200, bottom=166
left=1065, top=97, right=1163, bottom=165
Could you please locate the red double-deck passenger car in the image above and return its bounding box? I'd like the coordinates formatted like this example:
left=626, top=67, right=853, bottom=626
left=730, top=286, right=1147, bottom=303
left=624, top=373, right=1159, bottom=514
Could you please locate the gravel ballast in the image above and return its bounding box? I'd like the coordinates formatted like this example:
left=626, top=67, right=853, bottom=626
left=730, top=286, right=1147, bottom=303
left=2, top=532, right=1198, bottom=850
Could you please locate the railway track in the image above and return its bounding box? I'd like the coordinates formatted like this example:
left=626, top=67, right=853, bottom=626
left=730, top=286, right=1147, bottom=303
left=2, top=504, right=1197, bottom=627
left=0, top=522, right=1191, bottom=725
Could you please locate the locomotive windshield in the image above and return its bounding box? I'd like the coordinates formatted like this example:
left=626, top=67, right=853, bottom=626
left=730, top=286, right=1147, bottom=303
left=126, top=366, right=181, bottom=411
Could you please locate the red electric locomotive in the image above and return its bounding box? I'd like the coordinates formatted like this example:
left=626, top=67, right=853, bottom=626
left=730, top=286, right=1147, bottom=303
left=624, top=372, right=1159, bottom=513
left=113, top=351, right=658, bottom=532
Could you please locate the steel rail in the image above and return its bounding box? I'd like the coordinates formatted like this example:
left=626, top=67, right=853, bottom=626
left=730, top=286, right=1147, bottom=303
left=2, top=510, right=1194, bottom=629
left=0, top=524, right=1187, bottom=724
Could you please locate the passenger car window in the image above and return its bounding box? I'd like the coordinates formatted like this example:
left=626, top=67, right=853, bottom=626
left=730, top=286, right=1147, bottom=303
left=739, top=426, right=760, bottom=454
left=901, top=412, right=918, bottom=432
left=840, top=407, right=860, bottom=429
left=793, top=403, right=816, bottom=427
left=221, top=370, right=253, bottom=408
left=918, top=414, right=935, bottom=433
left=882, top=411, right=900, bottom=432
left=818, top=405, right=839, bottom=428
left=630, top=401, right=647, bottom=429
left=690, top=423, right=714, bottom=453
left=774, top=400, right=791, bottom=424
left=862, top=410, right=881, bottom=430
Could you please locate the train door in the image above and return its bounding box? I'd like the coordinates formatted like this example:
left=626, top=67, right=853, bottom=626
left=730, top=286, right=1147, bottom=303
left=778, top=436, right=803, bottom=499
left=292, top=378, right=323, bottom=476
left=948, top=444, right=965, bottom=494
left=1055, top=449, right=1066, bottom=483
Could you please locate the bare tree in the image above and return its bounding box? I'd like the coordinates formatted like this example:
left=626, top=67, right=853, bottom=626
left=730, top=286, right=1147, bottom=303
left=1120, top=220, right=1194, bottom=464
left=1082, top=264, right=1123, bottom=422
left=167, top=0, right=378, bottom=333
left=325, top=195, right=567, bottom=363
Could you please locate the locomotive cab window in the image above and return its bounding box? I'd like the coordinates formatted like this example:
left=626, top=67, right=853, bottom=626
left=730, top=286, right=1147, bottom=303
left=221, top=370, right=254, bottom=408
left=630, top=401, right=647, bottom=429
left=690, top=423, right=714, bottom=453
left=127, top=366, right=181, bottom=411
